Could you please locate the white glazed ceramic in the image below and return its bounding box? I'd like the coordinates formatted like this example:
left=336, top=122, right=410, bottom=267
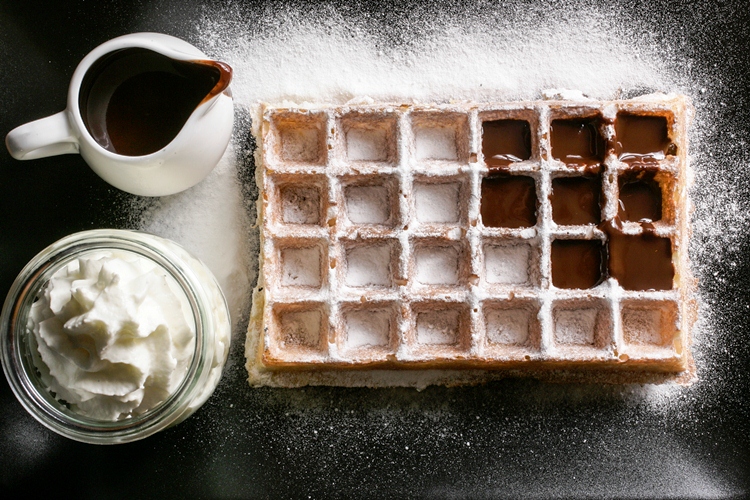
left=5, top=33, right=234, bottom=196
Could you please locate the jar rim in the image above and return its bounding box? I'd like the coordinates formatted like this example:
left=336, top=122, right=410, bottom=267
left=1, top=229, right=219, bottom=444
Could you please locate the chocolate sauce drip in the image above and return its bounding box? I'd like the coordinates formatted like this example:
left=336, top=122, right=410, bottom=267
left=551, top=239, right=605, bottom=289
left=615, top=113, right=675, bottom=162
left=480, top=174, right=537, bottom=228
left=618, top=169, right=662, bottom=222
left=551, top=175, right=602, bottom=225
left=550, top=116, right=605, bottom=166
left=482, top=120, right=532, bottom=167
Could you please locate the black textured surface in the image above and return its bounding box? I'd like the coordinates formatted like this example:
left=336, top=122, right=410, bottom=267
left=1, top=1, right=749, bottom=498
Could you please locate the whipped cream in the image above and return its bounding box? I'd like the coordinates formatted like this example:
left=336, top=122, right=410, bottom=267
left=28, top=250, right=196, bottom=421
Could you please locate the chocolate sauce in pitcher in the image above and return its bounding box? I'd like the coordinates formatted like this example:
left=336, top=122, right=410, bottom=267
left=79, top=48, right=232, bottom=156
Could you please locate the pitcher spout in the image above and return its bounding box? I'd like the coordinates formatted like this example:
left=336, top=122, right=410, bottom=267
left=196, top=60, right=233, bottom=103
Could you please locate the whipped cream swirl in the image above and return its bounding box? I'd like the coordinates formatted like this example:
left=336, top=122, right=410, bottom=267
left=28, top=250, right=196, bottom=421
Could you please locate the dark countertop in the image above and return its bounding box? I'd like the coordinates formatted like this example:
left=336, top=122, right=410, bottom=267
left=1, top=1, right=749, bottom=498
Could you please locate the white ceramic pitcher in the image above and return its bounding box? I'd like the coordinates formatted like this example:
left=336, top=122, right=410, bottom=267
left=5, top=33, right=234, bottom=196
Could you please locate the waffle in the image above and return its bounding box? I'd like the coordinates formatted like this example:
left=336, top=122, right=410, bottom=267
left=246, top=94, right=695, bottom=387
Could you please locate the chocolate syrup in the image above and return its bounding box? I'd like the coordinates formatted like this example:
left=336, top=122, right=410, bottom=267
left=550, top=116, right=605, bottom=166
left=482, top=120, right=531, bottom=167
left=615, top=113, right=674, bottom=162
left=618, top=169, right=662, bottom=222
left=551, top=239, right=605, bottom=289
left=607, top=231, right=673, bottom=291
left=550, top=175, right=602, bottom=225
left=79, top=48, right=232, bottom=156
left=480, top=174, right=537, bottom=228
left=596, top=218, right=673, bottom=290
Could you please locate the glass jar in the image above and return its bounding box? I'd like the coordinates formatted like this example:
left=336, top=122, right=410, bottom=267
left=0, top=229, right=231, bottom=444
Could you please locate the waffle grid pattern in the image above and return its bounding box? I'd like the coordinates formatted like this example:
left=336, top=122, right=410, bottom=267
left=256, top=97, right=691, bottom=373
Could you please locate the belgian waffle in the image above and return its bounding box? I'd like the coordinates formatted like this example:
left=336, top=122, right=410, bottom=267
left=246, top=94, right=695, bottom=387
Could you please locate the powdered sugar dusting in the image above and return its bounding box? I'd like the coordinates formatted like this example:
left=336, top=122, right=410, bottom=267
left=191, top=2, right=748, bottom=393
left=346, top=128, right=389, bottom=161
left=280, top=246, right=321, bottom=287
left=414, top=245, right=459, bottom=285
left=486, top=308, right=531, bottom=345
left=345, top=309, right=391, bottom=348
left=415, top=126, right=458, bottom=160
left=417, top=309, right=460, bottom=345
left=345, top=244, right=392, bottom=287
left=344, top=185, right=390, bottom=224
left=199, top=5, right=671, bottom=106
left=127, top=1, right=749, bottom=496
left=484, top=243, right=531, bottom=285
left=554, top=309, right=598, bottom=346
left=136, top=143, right=256, bottom=340
left=281, top=185, right=320, bottom=224
left=414, top=182, right=460, bottom=223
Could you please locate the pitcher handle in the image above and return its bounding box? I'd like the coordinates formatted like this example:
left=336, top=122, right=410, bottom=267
left=6, top=111, right=79, bottom=160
